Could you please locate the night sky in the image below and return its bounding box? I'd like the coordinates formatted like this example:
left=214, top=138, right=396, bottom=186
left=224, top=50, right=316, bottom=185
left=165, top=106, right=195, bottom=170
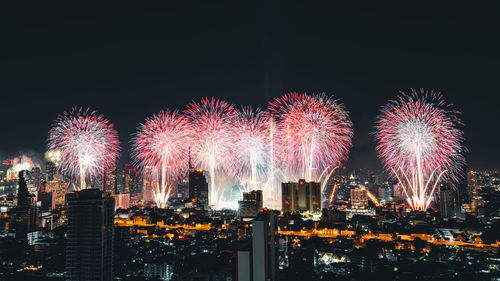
left=1, top=3, right=499, bottom=170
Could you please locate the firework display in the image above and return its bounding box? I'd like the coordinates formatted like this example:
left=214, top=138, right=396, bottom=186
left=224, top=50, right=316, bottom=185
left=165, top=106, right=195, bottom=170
left=47, top=108, right=120, bottom=190
left=129, top=94, right=353, bottom=209
left=184, top=97, right=239, bottom=208
left=269, top=93, right=354, bottom=203
left=131, top=110, right=191, bottom=208
left=374, top=89, right=465, bottom=210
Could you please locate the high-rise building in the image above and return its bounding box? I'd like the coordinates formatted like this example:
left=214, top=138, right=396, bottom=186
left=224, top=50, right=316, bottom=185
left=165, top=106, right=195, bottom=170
left=440, top=182, right=455, bottom=218
left=44, top=179, right=68, bottom=206
left=38, top=191, right=56, bottom=211
left=30, top=167, right=41, bottom=192
left=45, top=161, right=57, bottom=182
left=350, top=187, right=368, bottom=209
left=15, top=171, right=37, bottom=242
left=122, top=163, right=137, bottom=195
left=281, top=180, right=321, bottom=213
left=144, top=262, right=174, bottom=281
left=238, top=190, right=263, bottom=218
left=189, top=168, right=209, bottom=209
left=102, top=163, right=117, bottom=194
left=66, top=189, right=114, bottom=281
left=252, top=212, right=277, bottom=281
left=237, top=212, right=278, bottom=281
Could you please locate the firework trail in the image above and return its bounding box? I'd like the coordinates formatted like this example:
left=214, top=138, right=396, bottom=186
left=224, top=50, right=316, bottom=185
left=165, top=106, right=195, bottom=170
left=269, top=93, right=354, bottom=195
left=47, top=108, right=120, bottom=190
left=374, top=89, right=465, bottom=211
left=185, top=97, right=238, bottom=208
left=230, top=106, right=270, bottom=192
left=131, top=110, right=191, bottom=208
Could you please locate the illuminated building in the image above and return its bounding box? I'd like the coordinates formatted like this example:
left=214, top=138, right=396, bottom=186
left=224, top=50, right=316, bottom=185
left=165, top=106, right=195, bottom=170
left=44, top=179, right=68, bottom=206
left=238, top=212, right=277, bottom=281
left=30, top=167, right=41, bottom=192
left=122, top=163, right=137, bottom=195
left=144, top=262, right=173, bottom=281
left=281, top=180, right=320, bottom=213
left=350, top=187, right=368, bottom=209
left=238, top=190, right=263, bottom=218
left=102, top=162, right=117, bottom=194
left=113, top=193, right=130, bottom=210
left=45, top=161, right=57, bottom=181
left=440, top=182, right=455, bottom=218
left=66, top=189, right=114, bottom=281
left=188, top=167, right=208, bottom=209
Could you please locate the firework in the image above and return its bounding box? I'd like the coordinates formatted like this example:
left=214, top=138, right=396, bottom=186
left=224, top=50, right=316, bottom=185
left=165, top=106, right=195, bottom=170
left=131, top=110, right=190, bottom=208
left=269, top=93, right=354, bottom=196
left=374, top=89, right=465, bottom=211
left=230, top=106, right=271, bottom=192
left=184, top=97, right=238, bottom=208
left=47, top=108, right=120, bottom=190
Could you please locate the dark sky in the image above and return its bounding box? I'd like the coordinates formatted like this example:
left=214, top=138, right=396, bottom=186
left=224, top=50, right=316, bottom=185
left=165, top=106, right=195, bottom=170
left=1, top=2, right=499, bottom=170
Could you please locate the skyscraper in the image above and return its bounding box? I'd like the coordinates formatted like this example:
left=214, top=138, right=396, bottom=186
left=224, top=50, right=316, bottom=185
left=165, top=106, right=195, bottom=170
left=252, top=212, right=277, bottom=281
left=30, top=167, right=41, bottom=192
left=122, top=162, right=137, bottom=195
left=440, top=182, right=455, bottom=218
left=350, top=187, right=369, bottom=209
left=15, top=171, right=37, bottom=242
left=238, top=190, right=263, bottom=218
left=189, top=168, right=209, bottom=209
left=66, top=189, right=114, bottom=281
left=45, top=161, right=57, bottom=182
left=281, top=180, right=321, bottom=213
left=102, top=162, right=117, bottom=194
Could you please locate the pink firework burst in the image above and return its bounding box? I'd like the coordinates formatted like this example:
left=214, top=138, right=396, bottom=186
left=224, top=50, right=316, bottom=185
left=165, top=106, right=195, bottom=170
left=269, top=93, right=354, bottom=183
left=131, top=110, right=191, bottom=208
left=230, top=106, right=270, bottom=191
left=184, top=97, right=238, bottom=208
left=374, top=89, right=465, bottom=211
left=47, top=107, right=120, bottom=190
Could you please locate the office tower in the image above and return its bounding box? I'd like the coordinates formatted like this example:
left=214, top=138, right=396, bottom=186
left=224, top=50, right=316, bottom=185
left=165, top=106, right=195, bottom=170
left=38, top=191, right=56, bottom=211
left=45, top=161, right=57, bottom=181
left=102, top=162, right=117, bottom=194
left=350, top=187, right=368, bottom=209
left=238, top=190, right=263, bottom=218
left=188, top=168, right=209, bottom=209
left=144, top=262, right=174, bottom=281
left=66, top=189, right=114, bottom=281
left=281, top=180, right=321, bottom=213
left=122, top=162, right=137, bottom=195
left=30, top=167, right=41, bottom=192
left=15, top=171, right=37, bottom=242
left=252, top=212, right=277, bottom=281
left=44, top=179, right=68, bottom=206
left=112, top=193, right=130, bottom=210
left=440, top=182, right=455, bottom=218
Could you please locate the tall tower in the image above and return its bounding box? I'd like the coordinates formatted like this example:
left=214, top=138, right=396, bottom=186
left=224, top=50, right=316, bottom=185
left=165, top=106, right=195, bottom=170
left=440, top=182, right=455, bottom=218
left=122, top=162, right=137, bottom=195
left=102, top=162, right=117, bottom=194
left=188, top=167, right=209, bottom=209
left=66, top=189, right=114, bottom=281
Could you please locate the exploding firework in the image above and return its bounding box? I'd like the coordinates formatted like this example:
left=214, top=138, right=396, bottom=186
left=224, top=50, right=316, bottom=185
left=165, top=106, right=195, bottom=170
left=47, top=108, right=120, bottom=190
left=131, top=110, right=191, bottom=208
left=374, top=89, right=465, bottom=211
left=269, top=93, right=354, bottom=197
left=3, top=155, right=40, bottom=180
left=185, top=97, right=238, bottom=208
left=230, top=106, right=271, bottom=192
